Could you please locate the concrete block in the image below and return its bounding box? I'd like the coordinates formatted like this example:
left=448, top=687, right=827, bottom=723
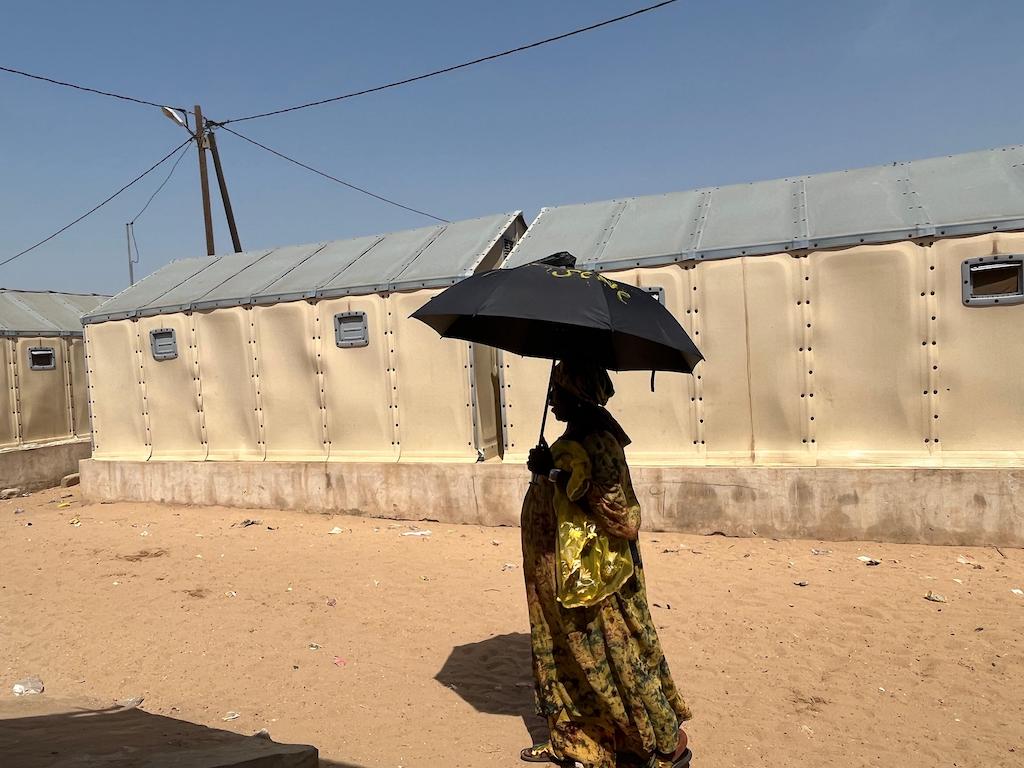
left=59, top=472, right=80, bottom=487
left=0, top=439, right=92, bottom=492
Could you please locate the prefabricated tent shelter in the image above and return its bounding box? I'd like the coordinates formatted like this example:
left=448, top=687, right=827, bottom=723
left=501, top=145, right=1024, bottom=470
left=82, top=212, right=526, bottom=464
left=0, top=289, right=108, bottom=487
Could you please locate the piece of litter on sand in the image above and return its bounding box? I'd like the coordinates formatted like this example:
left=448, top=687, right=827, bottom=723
left=810, top=548, right=831, bottom=556
left=491, top=540, right=501, bottom=546
left=952, top=578, right=963, bottom=585
left=308, top=643, right=321, bottom=651
left=1011, top=589, right=1024, bottom=596
left=140, top=530, right=150, bottom=537
left=222, top=712, right=240, bottom=721
left=12, top=677, right=43, bottom=696
left=502, top=562, right=518, bottom=571
left=13, top=507, right=24, bottom=515
left=328, top=527, right=344, bottom=535
left=401, top=530, right=432, bottom=537
left=793, top=581, right=809, bottom=587
left=858, top=556, right=881, bottom=566
left=69, top=517, right=81, bottom=526
left=333, top=657, right=347, bottom=667
left=58, top=502, right=73, bottom=509
left=956, top=555, right=984, bottom=570
left=115, top=697, right=144, bottom=709
left=326, top=597, right=337, bottom=607
left=232, top=519, right=261, bottom=528
left=925, top=591, right=947, bottom=603
left=225, top=591, right=237, bottom=598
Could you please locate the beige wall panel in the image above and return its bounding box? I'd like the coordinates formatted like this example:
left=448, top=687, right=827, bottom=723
left=253, top=302, right=326, bottom=461
left=319, top=295, right=397, bottom=462
left=932, top=233, right=1024, bottom=462
left=809, top=243, right=928, bottom=463
left=194, top=308, right=262, bottom=460
left=389, top=290, right=477, bottom=462
left=136, top=315, right=206, bottom=461
left=501, top=353, right=554, bottom=463
left=471, top=343, right=501, bottom=459
left=742, top=255, right=810, bottom=464
left=68, top=338, right=90, bottom=437
left=86, top=322, right=149, bottom=460
left=17, top=336, right=71, bottom=443
left=693, top=259, right=755, bottom=463
left=0, top=340, right=16, bottom=447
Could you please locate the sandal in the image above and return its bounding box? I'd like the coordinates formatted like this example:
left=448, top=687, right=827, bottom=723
left=520, top=742, right=570, bottom=764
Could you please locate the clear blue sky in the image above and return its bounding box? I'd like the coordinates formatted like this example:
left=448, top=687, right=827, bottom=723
left=2, top=0, right=1023, bottom=295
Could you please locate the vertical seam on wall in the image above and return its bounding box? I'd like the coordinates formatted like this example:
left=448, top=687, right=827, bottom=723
left=798, top=256, right=816, bottom=462
left=467, top=342, right=481, bottom=457
left=248, top=308, right=266, bottom=460
left=189, top=313, right=209, bottom=460
left=686, top=264, right=705, bottom=456
left=314, top=301, right=329, bottom=460
left=739, top=258, right=756, bottom=462
left=496, top=350, right=511, bottom=454
left=384, top=296, right=401, bottom=460
left=61, top=337, right=75, bottom=438
left=924, top=244, right=940, bottom=457
left=7, top=339, right=22, bottom=446
left=133, top=320, right=153, bottom=461
left=83, top=331, right=96, bottom=452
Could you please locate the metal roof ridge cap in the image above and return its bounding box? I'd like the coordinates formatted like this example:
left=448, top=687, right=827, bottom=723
left=249, top=242, right=330, bottom=300
left=590, top=200, right=629, bottom=264
left=317, top=234, right=386, bottom=290
left=900, top=161, right=934, bottom=231
left=388, top=223, right=450, bottom=284
left=502, top=207, right=550, bottom=267
left=464, top=211, right=522, bottom=276
left=688, top=188, right=714, bottom=254
left=50, top=293, right=90, bottom=330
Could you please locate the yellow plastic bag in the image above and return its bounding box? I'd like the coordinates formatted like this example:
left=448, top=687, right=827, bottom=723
left=551, top=438, right=634, bottom=609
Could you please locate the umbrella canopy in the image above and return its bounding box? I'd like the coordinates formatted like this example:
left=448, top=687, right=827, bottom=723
left=412, top=253, right=703, bottom=373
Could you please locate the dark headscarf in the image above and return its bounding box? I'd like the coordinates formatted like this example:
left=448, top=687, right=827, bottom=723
left=552, top=360, right=631, bottom=447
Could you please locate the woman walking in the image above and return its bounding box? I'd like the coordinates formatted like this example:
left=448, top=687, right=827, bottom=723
left=521, top=360, right=691, bottom=768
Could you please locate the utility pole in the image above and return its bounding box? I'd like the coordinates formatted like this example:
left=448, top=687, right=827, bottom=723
left=125, top=223, right=135, bottom=285
left=194, top=105, right=216, bottom=256
left=207, top=130, right=242, bottom=252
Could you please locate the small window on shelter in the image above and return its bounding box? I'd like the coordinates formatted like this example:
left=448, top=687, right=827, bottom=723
left=150, top=328, right=178, bottom=360
left=643, top=286, right=666, bottom=305
left=335, top=312, right=369, bottom=348
left=962, top=256, right=1024, bottom=306
left=27, top=347, right=55, bottom=371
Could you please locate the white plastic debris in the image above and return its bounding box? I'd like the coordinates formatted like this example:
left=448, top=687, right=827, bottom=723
left=12, top=677, right=43, bottom=696
left=925, top=591, right=947, bottom=603
left=810, top=548, right=831, bottom=556
left=956, top=555, right=984, bottom=570
left=401, top=530, right=432, bottom=537
left=1011, top=588, right=1023, bottom=597
left=328, top=527, right=344, bottom=535
left=857, top=556, right=882, bottom=566
left=222, top=711, right=240, bottom=721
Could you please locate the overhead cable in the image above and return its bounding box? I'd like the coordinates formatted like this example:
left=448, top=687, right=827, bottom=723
left=217, top=0, right=680, bottom=124
left=217, top=125, right=449, bottom=223
left=0, top=64, right=186, bottom=112
left=0, top=137, right=195, bottom=268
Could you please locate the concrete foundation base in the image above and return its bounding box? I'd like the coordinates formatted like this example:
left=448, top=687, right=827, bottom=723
left=80, top=458, right=1024, bottom=546
left=0, top=696, right=318, bottom=768
left=0, top=439, right=92, bottom=491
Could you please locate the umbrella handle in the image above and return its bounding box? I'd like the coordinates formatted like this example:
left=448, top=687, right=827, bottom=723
left=530, top=360, right=557, bottom=484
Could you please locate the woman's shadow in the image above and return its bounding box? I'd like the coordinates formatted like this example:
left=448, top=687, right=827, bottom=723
left=435, top=632, right=547, bottom=744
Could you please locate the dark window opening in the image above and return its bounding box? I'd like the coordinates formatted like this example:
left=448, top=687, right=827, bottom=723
left=502, top=237, right=515, bottom=256
left=335, top=312, right=369, bottom=348
left=963, top=257, right=1024, bottom=306
left=28, top=347, right=56, bottom=371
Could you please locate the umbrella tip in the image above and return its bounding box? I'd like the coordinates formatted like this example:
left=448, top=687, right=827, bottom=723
left=537, top=251, right=576, bottom=268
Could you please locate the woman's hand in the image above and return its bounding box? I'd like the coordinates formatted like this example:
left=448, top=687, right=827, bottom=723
left=527, top=443, right=554, bottom=476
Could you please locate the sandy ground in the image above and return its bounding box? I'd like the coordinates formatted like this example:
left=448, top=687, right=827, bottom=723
left=1, top=488, right=1022, bottom=768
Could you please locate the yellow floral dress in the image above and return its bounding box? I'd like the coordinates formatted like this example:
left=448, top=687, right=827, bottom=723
left=521, top=428, right=691, bottom=767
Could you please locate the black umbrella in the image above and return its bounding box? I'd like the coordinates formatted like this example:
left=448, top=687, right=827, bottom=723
left=412, top=252, right=703, bottom=373
left=412, top=252, right=703, bottom=459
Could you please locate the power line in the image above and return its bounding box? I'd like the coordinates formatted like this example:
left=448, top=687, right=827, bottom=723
left=0, top=137, right=195, bottom=269
left=217, top=125, right=449, bottom=223
left=130, top=138, right=194, bottom=223
left=218, top=0, right=680, bottom=124
left=0, top=64, right=184, bottom=112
